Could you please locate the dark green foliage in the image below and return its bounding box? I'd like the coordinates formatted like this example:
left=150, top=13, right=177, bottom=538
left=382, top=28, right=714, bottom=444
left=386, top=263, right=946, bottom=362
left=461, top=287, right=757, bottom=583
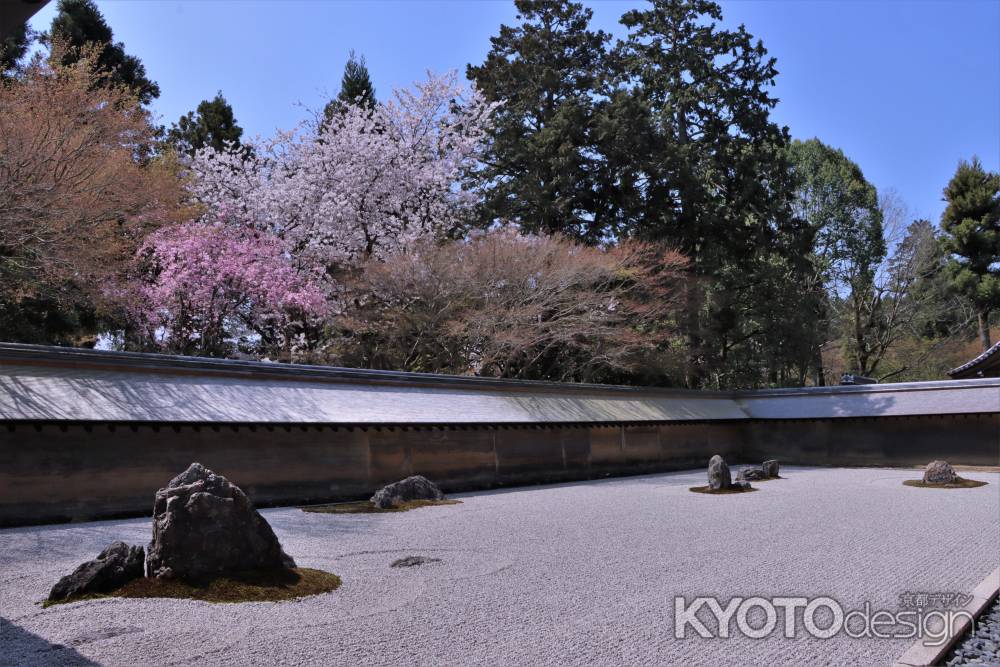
left=610, top=0, right=804, bottom=386
left=467, top=0, right=612, bottom=242
left=613, top=0, right=794, bottom=258
left=323, top=50, right=377, bottom=124
left=166, top=91, right=244, bottom=156
left=0, top=296, right=97, bottom=347
left=1, top=22, right=31, bottom=77
left=939, top=157, right=1000, bottom=350
left=48, top=0, right=159, bottom=104
left=789, top=139, right=885, bottom=287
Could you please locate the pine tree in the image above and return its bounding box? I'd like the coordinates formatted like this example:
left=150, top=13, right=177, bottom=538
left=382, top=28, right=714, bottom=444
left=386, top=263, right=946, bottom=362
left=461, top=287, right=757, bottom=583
left=940, top=157, right=1000, bottom=351
left=467, top=0, right=611, bottom=242
left=1, top=22, right=31, bottom=78
left=166, top=92, right=244, bottom=157
left=323, top=50, right=376, bottom=124
left=610, top=0, right=800, bottom=386
left=48, top=0, right=160, bottom=104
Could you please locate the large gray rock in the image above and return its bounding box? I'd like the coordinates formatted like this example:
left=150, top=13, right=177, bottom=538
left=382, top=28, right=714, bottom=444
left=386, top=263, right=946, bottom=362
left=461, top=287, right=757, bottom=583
left=922, top=460, right=957, bottom=485
left=146, top=463, right=295, bottom=580
left=762, top=460, right=780, bottom=478
left=707, top=455, right=731, bottom=491
left=371, top=475, right=444, bottom=509
left=48, top=541, right=144, bottom=601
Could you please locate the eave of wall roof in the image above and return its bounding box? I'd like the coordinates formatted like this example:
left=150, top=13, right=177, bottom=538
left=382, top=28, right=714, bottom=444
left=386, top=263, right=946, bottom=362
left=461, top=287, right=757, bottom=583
left=948, top=341, right=1000, bottom=378
left=0, top=343, right=997, bottom=423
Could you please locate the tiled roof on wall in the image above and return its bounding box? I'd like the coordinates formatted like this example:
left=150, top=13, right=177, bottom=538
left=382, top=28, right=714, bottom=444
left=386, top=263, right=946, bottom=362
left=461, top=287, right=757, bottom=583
left=948, top=341, right=1000, bottom=378
left=0, top=344, right=997, bottom=423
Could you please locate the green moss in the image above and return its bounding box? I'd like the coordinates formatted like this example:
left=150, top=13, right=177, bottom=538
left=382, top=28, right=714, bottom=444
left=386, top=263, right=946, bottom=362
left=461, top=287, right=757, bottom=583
left=301, top=499, right=462, bottom=514
left=688, top=485, right=759, bottom=495
left=43, top=567, right=341, bottom=607
left=902, top=477, right=988, bottom=489
left=42, top=592, right=104, bottom=608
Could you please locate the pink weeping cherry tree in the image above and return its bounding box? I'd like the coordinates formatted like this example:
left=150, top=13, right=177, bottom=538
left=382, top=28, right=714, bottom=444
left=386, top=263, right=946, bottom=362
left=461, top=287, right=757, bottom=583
left=127, top=216, right=329, bottom=359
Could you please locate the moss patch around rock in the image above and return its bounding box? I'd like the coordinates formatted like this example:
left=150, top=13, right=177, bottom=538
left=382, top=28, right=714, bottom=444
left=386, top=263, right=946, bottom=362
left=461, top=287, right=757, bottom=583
left=688, top=485, right=759, bottom=495
left=902, top=477, right=988, bottom=489
left=301, top=499, right=462, bottom=514
left=43, top=567, right=341, bottom=607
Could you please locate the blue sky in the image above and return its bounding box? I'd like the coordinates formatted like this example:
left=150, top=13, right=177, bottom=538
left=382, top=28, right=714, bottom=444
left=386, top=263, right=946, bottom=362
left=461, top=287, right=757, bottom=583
left=29, top=0, right=1000, bottom=223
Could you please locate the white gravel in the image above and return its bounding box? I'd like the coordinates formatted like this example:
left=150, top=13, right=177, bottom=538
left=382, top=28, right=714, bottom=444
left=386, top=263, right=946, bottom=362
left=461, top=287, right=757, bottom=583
left=2, top=466, right=998, bottom=667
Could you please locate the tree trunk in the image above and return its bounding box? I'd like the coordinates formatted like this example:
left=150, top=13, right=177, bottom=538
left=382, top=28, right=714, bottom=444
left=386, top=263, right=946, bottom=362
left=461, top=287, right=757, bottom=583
left=684, top=278, right=704, bottom=388
left=811, top=291, right=826, bottom=386
left=812, top=345, right=825, bottom=387
left=979, top=310, right=992, bottom=352
left=853, top=296, right=867, bottom=375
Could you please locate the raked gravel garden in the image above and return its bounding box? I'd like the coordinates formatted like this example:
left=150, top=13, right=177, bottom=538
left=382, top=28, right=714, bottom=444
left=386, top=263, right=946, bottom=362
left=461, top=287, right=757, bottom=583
left=2, top=466, right=998, bottom=667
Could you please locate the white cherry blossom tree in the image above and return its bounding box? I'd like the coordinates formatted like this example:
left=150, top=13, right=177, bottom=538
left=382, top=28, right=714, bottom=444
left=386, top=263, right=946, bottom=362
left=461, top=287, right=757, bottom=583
left=188, top=71, right=496, bottom=269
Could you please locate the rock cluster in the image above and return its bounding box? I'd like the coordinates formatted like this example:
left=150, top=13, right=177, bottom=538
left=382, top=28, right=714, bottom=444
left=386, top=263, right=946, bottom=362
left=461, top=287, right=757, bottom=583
left=47, top=463, right=328, bottom=601
left=708, top=456, right=781, bottom=491
left=923, top=460, right=958, bottom=485
left=371, top=475, right=445, bottom=509
left=707, top=455, right=732, bottom=490
left=944, top=594, right=1000, bottom=666
left=48, top=541, right=144, bottom=602
left=737, top=459, right=781, bottom=483
left=146, top=463, right=295, bottom=580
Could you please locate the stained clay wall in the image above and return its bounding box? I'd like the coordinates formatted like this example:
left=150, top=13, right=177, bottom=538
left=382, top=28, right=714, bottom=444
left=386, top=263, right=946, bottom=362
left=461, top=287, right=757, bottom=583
left=2, top=414, right=996, bottom=526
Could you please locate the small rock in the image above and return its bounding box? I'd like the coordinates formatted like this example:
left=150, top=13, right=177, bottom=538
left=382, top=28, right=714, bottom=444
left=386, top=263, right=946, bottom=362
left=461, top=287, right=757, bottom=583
left=732, top=480, right=753, bottom=491
left=707, top=455, right=731, bottom=491
left=146, top=463, right=295, bottom=581
left=390, top=556, right=443, bottom=568
left=371, top=475, right=445, bottom=509
left=737, top=467, right=767, bottom=481
left=923, top=460, right=957, bottom=485
left=48, top=541, right=144, bottom=601
left=762, top=460, right=780, bottom=478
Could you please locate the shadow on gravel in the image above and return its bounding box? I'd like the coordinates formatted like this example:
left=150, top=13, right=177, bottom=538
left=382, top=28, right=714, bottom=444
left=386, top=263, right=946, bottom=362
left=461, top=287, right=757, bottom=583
left=301, top=499, right=462, bottom=514
left=0, top=617, right=100, bottom=666
left=452, top=469, right=708, bottom=498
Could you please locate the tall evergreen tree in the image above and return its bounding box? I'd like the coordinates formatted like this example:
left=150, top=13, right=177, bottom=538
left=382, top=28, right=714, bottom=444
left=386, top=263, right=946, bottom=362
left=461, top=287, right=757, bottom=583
left=940, top=157, right=1000, bottom=351
left=467, top=0, right=611, bottom=242
left=323, top=50, right=377, bottom=124
left=166, top=92, right=244, bottom=157
left=1, top=22, right=31, bottom=78
left=48, top=0, right=160, bottom=104
left=610, top=0, right=801, bottom=386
